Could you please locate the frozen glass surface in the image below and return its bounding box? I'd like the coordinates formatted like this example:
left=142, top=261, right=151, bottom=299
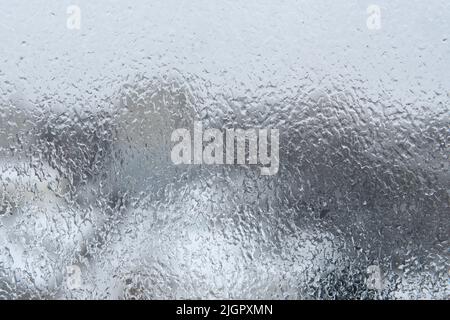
left=0, top=0, right=448, bottom=299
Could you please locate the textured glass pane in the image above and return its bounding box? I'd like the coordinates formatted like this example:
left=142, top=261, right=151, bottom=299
left=0, top=0, right=448, bottom=299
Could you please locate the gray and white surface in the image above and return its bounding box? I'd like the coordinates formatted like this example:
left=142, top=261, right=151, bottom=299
left=0, top=0, right=448, bottom=299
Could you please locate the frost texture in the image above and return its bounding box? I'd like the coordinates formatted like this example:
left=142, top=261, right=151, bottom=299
left=0, top=0, right=449, bottom=299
